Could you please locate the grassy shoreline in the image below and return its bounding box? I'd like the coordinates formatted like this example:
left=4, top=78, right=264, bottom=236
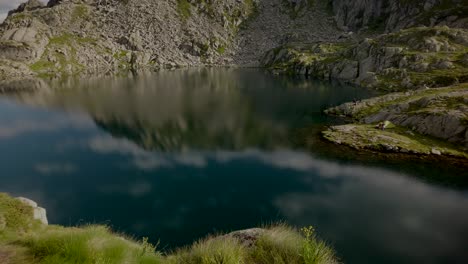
left=0, top=193, right=338, bottom=264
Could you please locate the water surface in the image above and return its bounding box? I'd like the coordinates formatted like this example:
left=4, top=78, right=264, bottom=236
left=0, top=69, right=467, bottom=264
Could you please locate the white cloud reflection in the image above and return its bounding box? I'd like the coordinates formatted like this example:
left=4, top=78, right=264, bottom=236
left=34, top=162, right=76, bottom=175
left=0, top=116, right=92, bottom=138
left=88, top=136, right=207, bottom=170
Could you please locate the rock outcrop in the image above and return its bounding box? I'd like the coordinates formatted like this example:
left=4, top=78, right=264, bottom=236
left=225, top=228, right=266, bottom=247
left=16, top=197, right=48, bottom=225
left=322, top=124, right=467, bottom=157
left=325, top=84, right=468, bottom=148
left=331, top=0, right=468, bottom=32
left=0, top=0, right=258, bottom=77
left=263, top=27, right=468, bottom=91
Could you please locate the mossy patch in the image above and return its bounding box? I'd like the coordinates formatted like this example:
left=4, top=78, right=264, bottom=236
left=71, top=4, right=89, bottom=23
left=177, top=0, right=191, bottom=20
left=29, top=34, right=99, bottom=77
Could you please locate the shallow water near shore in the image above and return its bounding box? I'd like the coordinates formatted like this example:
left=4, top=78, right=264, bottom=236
left=0, top=68, right=467, bottom=264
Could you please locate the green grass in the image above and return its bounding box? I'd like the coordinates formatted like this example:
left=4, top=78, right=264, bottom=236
left=172, top=225, right=338, bottom=264
left=216, top=46, right=226, bottom=54
left=0, top=193, right=338, bottom=264
left=0, top=193, right=36, bottom=239
left=250, top=225, right=337, bottom=264
left=18, top=225, right=163, bottom=264
left=29, top=60, right=55, bottom=73
left=71, top=4, right=89, bottom=23
left=172, top=236, right=247, bottom=264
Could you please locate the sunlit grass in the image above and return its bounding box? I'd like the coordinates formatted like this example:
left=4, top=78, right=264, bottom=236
left=0, top=193, right=338, bottom=264
left=17, top=225, right=163, bottom=264
left=171, top=235, right=246, bottom=264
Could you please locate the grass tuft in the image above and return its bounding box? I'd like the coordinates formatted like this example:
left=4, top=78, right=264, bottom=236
left=17, top=225, right=164, bottom=264
left=172, top=235, right=246, bottom=264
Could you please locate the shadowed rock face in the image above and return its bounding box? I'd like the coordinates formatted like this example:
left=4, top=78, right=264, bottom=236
left=331, top=0, right=468, bottom=32
left=8, top=0, right=45, bottom=17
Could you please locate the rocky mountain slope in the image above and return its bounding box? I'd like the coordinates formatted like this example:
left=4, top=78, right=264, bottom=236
left=231, top=0, right=342, bottom=66
left=1, top=0, right=467, bottom=77
left=0, top=0, right=257, bottom=79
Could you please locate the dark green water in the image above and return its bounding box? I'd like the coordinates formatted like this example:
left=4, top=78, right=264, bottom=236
left=0, top=69, right=467, bottom=264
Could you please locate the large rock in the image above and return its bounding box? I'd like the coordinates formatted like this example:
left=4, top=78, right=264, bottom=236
left=0, top=27, right=49, bottom=62
left=16, top=197, right=48, bottom=225
left=363, top=92, right=468, bottom=146
left=226, top=228, right=266, bottom=247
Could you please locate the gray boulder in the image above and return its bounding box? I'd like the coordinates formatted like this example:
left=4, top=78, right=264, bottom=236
left=16, top=197, right=48, bottom=225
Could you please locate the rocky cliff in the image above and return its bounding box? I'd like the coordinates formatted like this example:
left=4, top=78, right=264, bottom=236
left=331, top=0, right=468, bottom=32
left=263, top=26, right=468, bottom=91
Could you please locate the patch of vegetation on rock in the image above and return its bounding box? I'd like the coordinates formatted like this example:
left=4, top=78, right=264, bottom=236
left=264, top=27, right=468, bottom=92
left=322, top=124, right=468, bottom=158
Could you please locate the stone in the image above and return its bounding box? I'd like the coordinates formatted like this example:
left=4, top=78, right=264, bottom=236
left=431, top=148, right=442, bottom=155
left=2, top=28, right=39, bottom=43
left=226, top=228, right=266, bottom=247
left=16, top=197, right=48, bottom=225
